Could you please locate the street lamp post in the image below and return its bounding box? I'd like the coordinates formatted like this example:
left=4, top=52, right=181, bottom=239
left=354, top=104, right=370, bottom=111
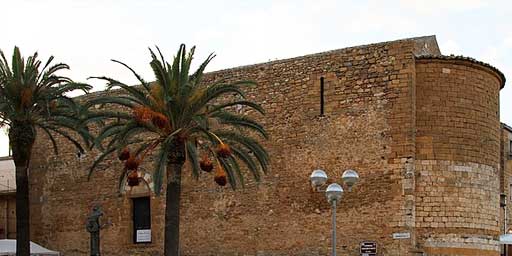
left=310, top=169, right=360, bottom=256
left=326, top=183, right=343, bottom=256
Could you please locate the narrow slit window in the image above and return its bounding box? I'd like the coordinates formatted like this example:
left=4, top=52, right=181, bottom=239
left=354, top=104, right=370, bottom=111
left=509, top=140, right=512, bottom=157
left=133, top=196, right=151, bottom=243
left=510, top=184, right=512, bottom=201
left=320, top=77, right=325, bottom=116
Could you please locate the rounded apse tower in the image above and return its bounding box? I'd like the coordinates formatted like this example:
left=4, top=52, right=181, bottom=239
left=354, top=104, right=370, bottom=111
left=414, top=55, right=506, bottom=255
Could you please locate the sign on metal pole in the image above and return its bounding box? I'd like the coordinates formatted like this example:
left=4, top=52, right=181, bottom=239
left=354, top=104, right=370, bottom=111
left=360, top=241, right=377, bottom=256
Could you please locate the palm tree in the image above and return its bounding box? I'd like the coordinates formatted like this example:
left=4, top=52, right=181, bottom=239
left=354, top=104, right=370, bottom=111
left=87, top=45, right=269, bottom=255
left=0, top=47, right=92, bottom=256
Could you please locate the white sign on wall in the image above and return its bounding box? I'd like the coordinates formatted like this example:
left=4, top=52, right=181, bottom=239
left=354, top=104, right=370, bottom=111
left=392, top=232, right=411, bottom=239
left=136, top=229, right=151, bottom=243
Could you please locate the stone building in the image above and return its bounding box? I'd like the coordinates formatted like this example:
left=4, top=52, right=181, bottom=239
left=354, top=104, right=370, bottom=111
left=0, top=157, right=16, bottom=239
left=27, top=35, right=507, bottom=255
left=500, top=124, right=512, bottom=255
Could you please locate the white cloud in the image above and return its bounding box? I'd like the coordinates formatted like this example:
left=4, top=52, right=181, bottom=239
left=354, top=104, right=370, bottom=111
left=399, top=0, right=488, bottom=14
left=439, top=40, right=462, bottom=55
left=0, top=0, right=511, bottom=124
left=505, top=35, right=512, bottom=48
left=480, top=46, right=500, bottom=64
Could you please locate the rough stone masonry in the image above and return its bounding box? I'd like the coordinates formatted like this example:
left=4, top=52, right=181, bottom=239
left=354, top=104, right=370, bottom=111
left=27, top=35, right=506, bottom=255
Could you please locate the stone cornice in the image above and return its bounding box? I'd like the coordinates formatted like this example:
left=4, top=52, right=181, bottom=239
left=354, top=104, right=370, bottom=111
left=416, top=54, right=506, bottom=89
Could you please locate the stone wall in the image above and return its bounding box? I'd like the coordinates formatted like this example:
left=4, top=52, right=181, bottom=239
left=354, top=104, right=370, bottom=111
left=26, top=35, right=507, bottom=256
left=415, top=58, right=504, bottom=255
left=0, top=193, right=16, bottom=239
left=500, top=125, right=512, bottom=254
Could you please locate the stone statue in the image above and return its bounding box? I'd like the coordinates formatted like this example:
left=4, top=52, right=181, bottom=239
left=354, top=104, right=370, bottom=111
left=86, top=205, right=103, bottom=256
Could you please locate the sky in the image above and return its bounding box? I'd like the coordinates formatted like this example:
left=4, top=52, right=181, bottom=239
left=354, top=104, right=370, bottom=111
left=0, top=0, right=511, bottom=156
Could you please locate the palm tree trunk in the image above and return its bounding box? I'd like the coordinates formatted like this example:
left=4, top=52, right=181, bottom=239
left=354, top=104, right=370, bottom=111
left=164, top=140, right=185, bottom=256
left=9, top=122, right=35, bottom=256
left=15, top=164, right=30, bottom=256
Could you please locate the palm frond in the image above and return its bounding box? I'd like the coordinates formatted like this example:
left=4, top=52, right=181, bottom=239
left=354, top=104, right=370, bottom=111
left=208, top=100, right=265, bottom=115
left=153, top=137, right=173, bottom=195
left=89, top=76, right=150, bottom=106
left=217, top=157, right=237, bottom=189
left=85, top=96, right=138, bottom=109
left=149, top=48, right=170, bottom=95
left=186, top=81, right=254, bottom=117
left=227, top=155, right=244, bottom=187
left=211, top=111, right=268, bottom=139
left=186, top=141, right=201, bottom=179
left=88, top=146, right=118, bottom=179
left=189, top=52, right=215, bottom=86
left=38, top=125, right=59, bottom=155
left=41, top=124, right=85, bottom=154
left=216, top=131, right=269, bottom=173
left=230, top=146, right=261, bottom=182
left=111, top=59, right=151, bottom=92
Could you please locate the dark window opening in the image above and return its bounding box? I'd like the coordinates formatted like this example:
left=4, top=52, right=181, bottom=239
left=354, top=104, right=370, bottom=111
left=509, top=184, right=512, bottom=202
left=320, top=77, right=325, bottom=116
left=508, top=184, right=512, bottom=202
left=132, top=196, right=151, bottom=243
left=509, top=140, right=512, bottom=157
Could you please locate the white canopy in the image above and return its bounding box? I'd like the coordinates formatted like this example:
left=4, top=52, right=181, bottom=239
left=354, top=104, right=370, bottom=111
left=0, top=240, right=59, bottom=255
